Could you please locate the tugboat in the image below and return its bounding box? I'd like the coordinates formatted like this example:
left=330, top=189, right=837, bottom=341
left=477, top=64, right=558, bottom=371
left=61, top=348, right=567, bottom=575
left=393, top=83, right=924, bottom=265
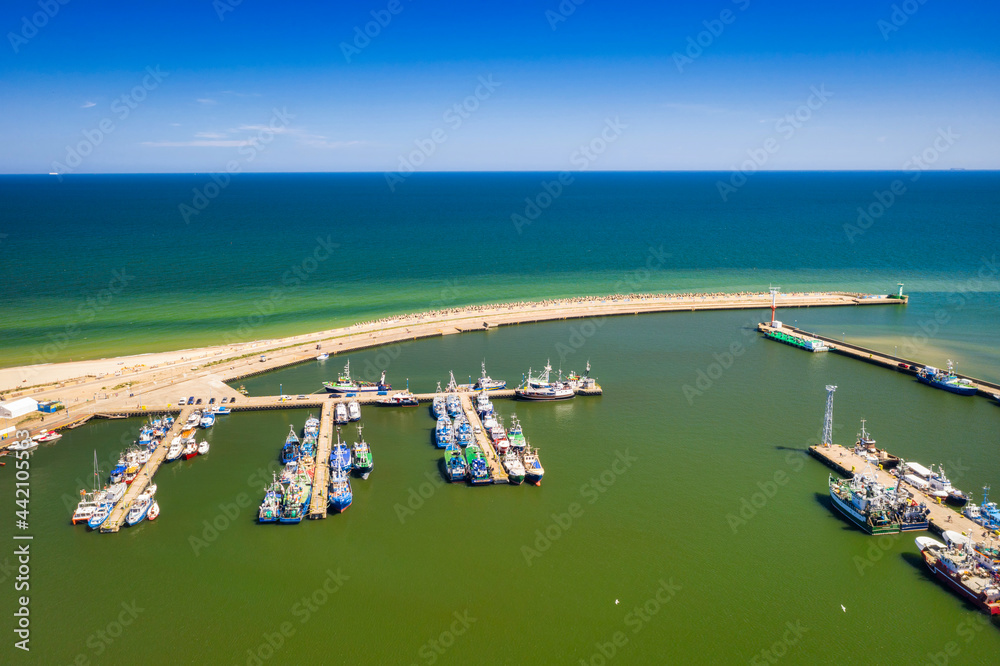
left=916, top=360, right=977, bottom=396
left=916, top=536, right=1000, bottom=615
left=323, top=360, right=390, bottom=393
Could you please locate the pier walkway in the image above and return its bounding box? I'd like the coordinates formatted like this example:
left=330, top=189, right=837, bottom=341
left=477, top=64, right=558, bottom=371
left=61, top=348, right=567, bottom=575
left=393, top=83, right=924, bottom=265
left=760, top=322, right=1000, bottom=399
left=102, top=406, right=194, bottom=533
left=309, top=402, right=333, bottom=519
left=460, top=394, right=507, bottom=484
left=809, top=444, right=993, bottom=538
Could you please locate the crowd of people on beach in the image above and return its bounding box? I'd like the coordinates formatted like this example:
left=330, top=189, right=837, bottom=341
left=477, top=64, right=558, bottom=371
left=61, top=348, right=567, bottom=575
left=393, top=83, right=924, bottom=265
left=345, top=290, right=842, bottom=330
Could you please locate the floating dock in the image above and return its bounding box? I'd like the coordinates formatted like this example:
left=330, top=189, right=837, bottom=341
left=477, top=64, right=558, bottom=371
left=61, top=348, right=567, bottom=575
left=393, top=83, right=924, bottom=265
left=102, top=406, right=194, bottom=533
left=459, top=394, right=508, bottom=484
left=308, top=402, right=334, bottom=519
left=808, top=444, right=993, bottom=538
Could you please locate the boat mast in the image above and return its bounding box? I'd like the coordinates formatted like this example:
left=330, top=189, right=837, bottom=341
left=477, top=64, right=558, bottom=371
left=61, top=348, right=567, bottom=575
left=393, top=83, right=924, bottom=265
left=822, top=385, right=837, bottom=448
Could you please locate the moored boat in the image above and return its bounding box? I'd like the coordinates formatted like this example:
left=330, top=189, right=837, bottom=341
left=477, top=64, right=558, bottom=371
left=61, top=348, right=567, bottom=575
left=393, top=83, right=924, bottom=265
left=434, top=416, right=454, bottom=449
left=258, top=474, right=282, bottom=523
left=147, top=500, right=160, bottom=521
left=329, top=430, right=353, bottom=473
left=916, top=360, right=978, bottom=396
left=323, top=360, right=390, bottom=393
left=506, top=415, right=526, bottom=450
left=182, top=438, right=198, bottom=460
left=522, top=445, right=544, bottom=485
left=334, top=402, right=349, bottom=424
left=379, top=390, right=419, bottom=406
left=198, top=440, right=210, bottom=455
left=348, top=400, right=361, bottom=422
left=852, top=419, right=900, bottom=470
left=328, top=467, right=353, bottom=512
left=166, top=436, right=183, bottom=461
left=502, top=450, right=526, bottom=485
left=281, top=425, right=301, bottom=464
left=828, top=471, right=900, bottom=535
left=466, top=443, right=491, bottom=485
left=199, top=411, right=215, bottom=428
left=916, top=536, right=1000, bottom=615
left=515, top=362, right=575, bottom=401
left=352, top=425, right=373, bottom=480
left=444, top=444, right=469, bottom=482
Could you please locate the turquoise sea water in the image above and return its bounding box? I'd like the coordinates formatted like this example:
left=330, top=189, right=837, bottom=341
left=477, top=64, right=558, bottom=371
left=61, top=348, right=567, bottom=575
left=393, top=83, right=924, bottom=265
left=1, top=172, right=997, bottom=373
left=1, top=173, right=999, bottom=664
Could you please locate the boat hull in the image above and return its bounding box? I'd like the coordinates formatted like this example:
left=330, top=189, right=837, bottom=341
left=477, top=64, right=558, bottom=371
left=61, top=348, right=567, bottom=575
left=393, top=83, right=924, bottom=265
left=515, top=390, right=574, bottom=401
left=828, top=486, right=899, bottom=535
left=922, top=550, right=1000, bottom=615
left=917, top=376, right=978, bottom=396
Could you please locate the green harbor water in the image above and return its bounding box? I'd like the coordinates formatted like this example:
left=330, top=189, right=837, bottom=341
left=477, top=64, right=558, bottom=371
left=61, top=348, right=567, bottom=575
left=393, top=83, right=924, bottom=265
left=4, top=309, right=1000, bottom=664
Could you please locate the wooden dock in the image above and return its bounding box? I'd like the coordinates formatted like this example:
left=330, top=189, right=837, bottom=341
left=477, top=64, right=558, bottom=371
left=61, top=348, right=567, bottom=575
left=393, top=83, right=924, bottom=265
left=102, top=406, right=194, bottom=533
left=309, top=401, right=334, bottom=519
left=808, top=443, right=995, bottom=538
left=760, top=322, right=1000, bottom=400
left=459, top=394, right=508, bottom=484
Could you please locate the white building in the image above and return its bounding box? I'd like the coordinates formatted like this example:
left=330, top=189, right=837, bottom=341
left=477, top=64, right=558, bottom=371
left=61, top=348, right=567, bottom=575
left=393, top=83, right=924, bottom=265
left=0, top=397, right=39, bottom=420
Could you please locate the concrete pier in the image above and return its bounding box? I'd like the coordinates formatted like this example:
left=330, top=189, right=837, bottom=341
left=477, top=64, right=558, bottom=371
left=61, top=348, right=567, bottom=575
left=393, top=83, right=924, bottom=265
left=459, top=394, right=507, bottom=484
left=309, top=402, right=334, bottom=519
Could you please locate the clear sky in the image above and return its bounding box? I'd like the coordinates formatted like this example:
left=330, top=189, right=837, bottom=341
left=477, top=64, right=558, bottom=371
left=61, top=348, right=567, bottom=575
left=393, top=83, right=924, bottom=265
left=1, top=0, right=997, bottom=173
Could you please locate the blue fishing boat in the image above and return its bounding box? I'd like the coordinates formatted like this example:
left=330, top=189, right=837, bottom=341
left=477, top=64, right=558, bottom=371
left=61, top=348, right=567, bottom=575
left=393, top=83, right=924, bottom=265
left=434, top=416, right=454, bottom=449
left=258, top=474, right=282, bottom=523
left=329, top=430, right=353, bottom=472
left=445, top=394, right=462, bottom=418
left=431, top=384, right=446, bottom=418
left=199, top=411, right=216, bottom=428
left=280, top=425, right=301, bottom=464
left=916, top=360, right=978, bottom=396
left=328, top=467, right=353, bottom=513
left=445, top=443, right=469, bottom=483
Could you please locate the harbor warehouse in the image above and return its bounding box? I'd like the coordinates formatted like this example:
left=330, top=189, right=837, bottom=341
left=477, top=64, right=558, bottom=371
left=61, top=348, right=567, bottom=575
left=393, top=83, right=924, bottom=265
left=0, top=396, right=38, bottom=419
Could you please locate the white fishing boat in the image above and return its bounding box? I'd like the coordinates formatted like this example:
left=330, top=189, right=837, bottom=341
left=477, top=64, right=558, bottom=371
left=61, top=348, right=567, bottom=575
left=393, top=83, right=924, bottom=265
left=515, top=361, right=575, bottom=401
left=334, top=402, right=349, bottom=424
left=347, top=400, right=361, bottom=422
left=199, top=411, right=215, bottom=428
left=166, top=436, right=183, bottom=461
left=186, top=410, right=202, bottom=427
left=198, top=440, right=210, bottom=455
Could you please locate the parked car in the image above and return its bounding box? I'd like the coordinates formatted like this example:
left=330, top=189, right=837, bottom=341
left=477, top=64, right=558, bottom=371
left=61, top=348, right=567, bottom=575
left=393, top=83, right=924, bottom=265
left=195, top=398, right=203, bottom=405
left=297, top=395, right=307, bottom=400
left=209, top=398, right=216, bottom=404
left=188, top=396, right=195, bottom=404
left=229, top=398, right=237, bottom=404
left=221, top=397, right=228, bottom=404
left=178, top=397, right=187, bottom=405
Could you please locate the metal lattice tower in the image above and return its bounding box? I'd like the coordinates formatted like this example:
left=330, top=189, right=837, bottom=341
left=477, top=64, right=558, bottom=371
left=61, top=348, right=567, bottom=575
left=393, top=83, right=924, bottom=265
left=822, top=385, right=837, bottom=447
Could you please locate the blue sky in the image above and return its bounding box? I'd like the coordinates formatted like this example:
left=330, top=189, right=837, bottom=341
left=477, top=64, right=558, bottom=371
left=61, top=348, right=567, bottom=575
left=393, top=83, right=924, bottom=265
left=1, top=0, right=997, bottom=173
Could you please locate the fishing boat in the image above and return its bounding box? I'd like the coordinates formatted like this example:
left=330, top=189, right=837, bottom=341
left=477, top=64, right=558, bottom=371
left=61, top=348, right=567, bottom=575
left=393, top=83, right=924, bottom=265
left=475, top=392, right=494, bottom=417
left=147, top=501, right=159, bottom=521
left=434, top=416, right=454, bottom=449
left=323, top=360, right=390, bottom=393
left=328, top=466, right=353, bottom=512
left=198, top=440, right=210, bottom=455
left=352, top=425, right=374, bottom=480
left=431, top=384, right=446, bottom=418
left=852, top=419, right=900, bottom=470
left=472, top=360, right=506, bottom=391
left=490, top=416, right=509, bottom=455
left=304, top=414, right=320, bottom=437
left=329, top=430, right=353, bottom=472
left=828, top=470, right=900, bottom=535
left=916, top=360, right=978, bottom=396
left=109, top=458, right=127, bottom=484
left=445, top=393, right=462, bottom=418
left=166, top=436, right=183, bottom=461
left=565, top=361, right=599, bottom=391
left=186, top=410, right=202, bottom=427
left=465, top=443, right=491, bottom=485
left=182, top=438, right=199, bottom=460
left=258, top=474, right=282, bottom=523
left=444, top=444, right=468, bottom=482
left=455, top=420, right=472, bottom=448
left=212, top=405, right=231, bottom=415
left=280, top=426, right=301, bottom=464
left=348, top=400, right=361, bottom=422
left=123, top=461, right=140, bottom=484
left=515, top=362, right=575, bottom=401
left=915, top=536, right=1000, bottom=615
left=502, top=450, right=526, bottom=485
left=379, top=391, right=419, bottom=406
left=279, top=471, right=311, bottom=524
left=126, top=484, right=157, bottom=526
left=943, top=531, right=1000, bottom=575
left=334, top=402, right=349, bottom=424
left=522, top=445, right=545, bottom=485
left=507, top=415, right=526, bottom=450
left=316, top=353, right=330, bottom=361
left=199, top=411, right=215, bottom=428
